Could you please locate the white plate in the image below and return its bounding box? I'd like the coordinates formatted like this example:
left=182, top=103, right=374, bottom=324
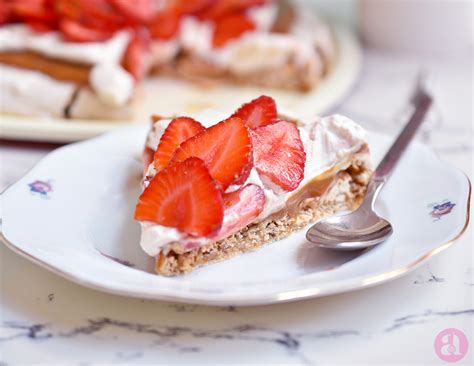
left=0, top=123, right=470, bottom=306
left=0, top=26, right=361, bottom=143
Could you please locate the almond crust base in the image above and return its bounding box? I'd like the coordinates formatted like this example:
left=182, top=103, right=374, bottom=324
left=155, top=148, right=371, bottom=276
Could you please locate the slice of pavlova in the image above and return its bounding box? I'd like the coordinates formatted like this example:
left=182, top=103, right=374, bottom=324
left=135, top=96, right=372, bottom=275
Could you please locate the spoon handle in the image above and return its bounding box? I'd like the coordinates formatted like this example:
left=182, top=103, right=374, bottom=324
left=373, top=86, right=433, bottom=183
left=362, top=82, right=433, bottom=209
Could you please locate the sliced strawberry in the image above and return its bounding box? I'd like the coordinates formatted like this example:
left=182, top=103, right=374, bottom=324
left=109, top=0, right=157, bottom=24
left=0, top=2, right=13, bottom=25
left=83, top=0, right=122, bottom=24
left=232, top=95, right=278, bottom=129
left=122, top=29, right=152, bottom=81
left=154, top=117, right=205, bottom=171
left=149, top=9, right=181, bottom=40
left=55, top=0, right=83, bottom=21
left=59, top=19, right=114, bottom=42
left=171, top=117, right=253, bottom=189
left=251, top=120, right=306, bottom=192
left=216, top=184, right=265, bottom=239
left=200, top=0, right=267, bottom=20
left=135, top=157, right=224, bottom=236
left=11, top=0, right=57, bottom=22
left=27, top=20, right=57, bottom=33
left=212, top=12, right=255, bottom=48
left=171, top=0, right=214, bottom=15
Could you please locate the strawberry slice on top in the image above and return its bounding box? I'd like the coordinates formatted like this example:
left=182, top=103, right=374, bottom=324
left=171, top=117, right=253, bottom=190
left=216, top=183, right=265, bottom=239
left=109, top=0, right=157, bottom=24
left=154, top=117, right=205, bottom=171
left=122, top=28, right=152, bottom=81
left=59, top=19, right=114, bottom=42
left=135, top=157, right=224, bottom=236
left=212, top=12, right=255, bottom=48
left=11, top=0, right=57, bottom=22
left=232, top=95, right=278, bottom=129
left=251, top=120, right=306, bottom=192
left=199, top=0, right=267, bottom=21
left=149, top=8, right=181, bottom=40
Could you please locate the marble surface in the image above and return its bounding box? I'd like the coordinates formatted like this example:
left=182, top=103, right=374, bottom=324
left=0, top=50, right=473, bottom=365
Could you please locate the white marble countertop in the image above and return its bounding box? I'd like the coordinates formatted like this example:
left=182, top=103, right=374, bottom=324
left=0, top=50, right=472, bottom=365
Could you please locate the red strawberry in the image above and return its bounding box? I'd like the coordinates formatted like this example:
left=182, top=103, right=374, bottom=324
left=27, top=20, right=56, bottom=33
left=59, top=19, right=114, bottom=42
left=122, top=29, right=152, bottom=81
left=0, top=2, right=14, bottom=25
left=171, top=117, right=253, bottom=189
left=135, top=157, right=224, bottom=236
left=232, top=95, right=278, bottom=129
left=212, top=13, right=255, bottom=48
left=171, top=0, right=213, bottom=15
left=84, top=0, right=122, bottom=23
left=55, top=0, right=82, bottom=21
left=251, top=120, right=306, bottom=192
left=154, top=117, right=205, bottom=171
left=200, top=0, right=267, bottom=20
left=11, top=0, right=56, bottom=22
left=109, top=0, right=157, bottom=24
left=215, top=184, right=265, bottom=239
left=149, top=9, right=181, bottom=40
left=77, top=0, right=124, bottom=31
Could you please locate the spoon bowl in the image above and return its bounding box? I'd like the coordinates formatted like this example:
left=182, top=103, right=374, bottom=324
left=306, top=77, right=432, bottom=251
left=306, top=205, right=393, bottom=250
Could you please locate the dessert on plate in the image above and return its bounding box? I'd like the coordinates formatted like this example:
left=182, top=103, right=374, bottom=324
left=135, top=96, right=372, bottom=275
left=0, top=0, right=334, bottom=120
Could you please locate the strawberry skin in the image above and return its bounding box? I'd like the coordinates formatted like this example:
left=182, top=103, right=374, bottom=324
left=59, top=19, right=113, bottom=42
left=212, top=12, right=255, bottom=48
left=251, top=120, right=306, bottom=192
left=172, top=0, right=214, bottom=15
left=200, top=0, right=267, bottom=20
left=154, top=117, right=205, bottom=171
left=171, top=117, right=253, bottom=189
left=122, top=28, right=152, bottom=81
left=232, top=95, right=278, bottom=129
left=149, top=9, right=181, bottom=40
left=135, top=157, right=224, bottom=236
left=109, top=0, right=157, bottom=24
left=11, top=0, right=57, bottom=22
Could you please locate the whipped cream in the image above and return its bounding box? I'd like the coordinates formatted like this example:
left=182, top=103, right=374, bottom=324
left=0, top=25, right=135, bottom=107
left=90, top=63, right=134, bottom=107
left=247, top=2, right=279, bottom=32
left=0, top=24, right=130, bottom=65
left=0, top=64, right=76, bottom=117
left=139, top=113, right=368, bottom=256
left=150, top=39, right=180, bottom=66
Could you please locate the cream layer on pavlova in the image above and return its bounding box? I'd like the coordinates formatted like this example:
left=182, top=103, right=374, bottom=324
left=134, top=96, right=371, bottom=275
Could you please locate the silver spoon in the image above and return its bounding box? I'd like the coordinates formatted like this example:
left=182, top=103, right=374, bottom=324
left=306, top=77, right=433, bottom=250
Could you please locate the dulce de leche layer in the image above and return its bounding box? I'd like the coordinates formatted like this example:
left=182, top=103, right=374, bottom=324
left=0, top=51, right=91, bottom=85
